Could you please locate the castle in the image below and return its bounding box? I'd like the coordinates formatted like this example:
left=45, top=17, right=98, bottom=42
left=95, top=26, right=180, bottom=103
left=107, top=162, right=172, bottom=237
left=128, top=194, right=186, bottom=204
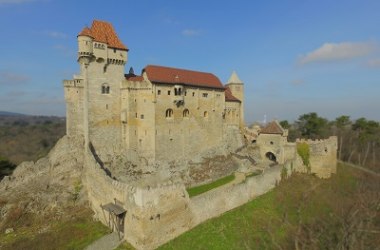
left=59, top=20, right=337, bottom=249
left=64, top=20, right=244, bottom=164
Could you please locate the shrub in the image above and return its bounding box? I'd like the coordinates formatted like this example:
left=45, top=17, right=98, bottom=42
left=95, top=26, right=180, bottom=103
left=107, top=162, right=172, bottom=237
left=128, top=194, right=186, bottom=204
left=297, top=142, right=311, bottom=173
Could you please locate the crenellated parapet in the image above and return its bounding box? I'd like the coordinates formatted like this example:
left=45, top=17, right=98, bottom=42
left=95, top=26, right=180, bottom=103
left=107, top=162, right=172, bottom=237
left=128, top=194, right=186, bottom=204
left=63, top=79, right=84, bottom=88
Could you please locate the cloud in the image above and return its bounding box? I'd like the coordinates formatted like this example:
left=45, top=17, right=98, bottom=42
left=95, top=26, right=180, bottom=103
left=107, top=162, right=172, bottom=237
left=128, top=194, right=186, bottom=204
left=299, top=42, right=376, bottom=65
left=367, top=58, right=380, bottom=68
left=181, top=29, right=201, bottom=37
left=291, top=79, right=305, bottom=86
left=0, top=71, right=30, bottom=85
left=0, top=0, right=36, bottom=5
left=44, top=31, right=67, bottom=39
left=53, top=44, right=75, bottom=57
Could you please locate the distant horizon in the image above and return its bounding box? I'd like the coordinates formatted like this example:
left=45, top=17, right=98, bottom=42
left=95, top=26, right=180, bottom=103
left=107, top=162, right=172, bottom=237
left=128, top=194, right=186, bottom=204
left=1, top=1, right=379, bottom=122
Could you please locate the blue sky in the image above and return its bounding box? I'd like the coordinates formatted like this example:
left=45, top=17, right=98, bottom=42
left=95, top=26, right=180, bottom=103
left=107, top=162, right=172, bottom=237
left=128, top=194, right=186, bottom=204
left=0, top=0, right=379, bottom=123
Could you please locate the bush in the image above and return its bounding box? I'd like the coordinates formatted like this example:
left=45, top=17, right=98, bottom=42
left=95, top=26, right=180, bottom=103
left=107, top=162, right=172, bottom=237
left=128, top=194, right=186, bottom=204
left=297, top=143, right=310, bottom=172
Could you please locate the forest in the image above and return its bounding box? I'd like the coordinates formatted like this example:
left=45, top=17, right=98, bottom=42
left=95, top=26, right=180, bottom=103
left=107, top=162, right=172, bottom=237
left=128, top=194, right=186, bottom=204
left=280, top=112, right=380, bottom=172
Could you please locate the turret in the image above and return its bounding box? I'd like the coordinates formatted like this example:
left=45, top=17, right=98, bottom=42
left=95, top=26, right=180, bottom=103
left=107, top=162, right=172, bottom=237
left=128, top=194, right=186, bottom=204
left=77, top=27, right=94, bottom=60
left=226, top=71, right=245, bottom=126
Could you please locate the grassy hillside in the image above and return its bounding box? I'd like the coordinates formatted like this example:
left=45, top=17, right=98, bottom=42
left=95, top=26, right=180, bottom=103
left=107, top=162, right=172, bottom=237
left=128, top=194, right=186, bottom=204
left=158, top=163, right=379, bottom=249
left=0, top=206, right=110, bottom=250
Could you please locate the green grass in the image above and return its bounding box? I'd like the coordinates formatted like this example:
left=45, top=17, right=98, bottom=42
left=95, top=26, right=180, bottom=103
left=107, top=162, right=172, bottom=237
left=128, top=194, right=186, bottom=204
left=0, top=207, right=110, bottom=250
left=160, top=163, right=377, bottom=250
left=186, top=174, right=235, bottom=197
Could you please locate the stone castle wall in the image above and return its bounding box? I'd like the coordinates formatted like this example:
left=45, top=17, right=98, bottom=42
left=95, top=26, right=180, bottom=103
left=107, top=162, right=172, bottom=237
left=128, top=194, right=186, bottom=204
left=295, top=136, right=338, bottom=178
left=84, top=144, right=292, bottom=249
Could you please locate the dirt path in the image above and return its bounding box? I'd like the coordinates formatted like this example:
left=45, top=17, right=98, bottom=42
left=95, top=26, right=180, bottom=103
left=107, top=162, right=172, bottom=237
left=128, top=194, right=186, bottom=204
left=341, top=161, right=380, bottom=178
left=84, top=232, right=122, bottom=250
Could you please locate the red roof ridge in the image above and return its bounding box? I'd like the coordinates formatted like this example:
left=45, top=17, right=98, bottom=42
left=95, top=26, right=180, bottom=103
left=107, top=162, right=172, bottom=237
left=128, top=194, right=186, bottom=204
left=143, top=65, right=225, bottom=89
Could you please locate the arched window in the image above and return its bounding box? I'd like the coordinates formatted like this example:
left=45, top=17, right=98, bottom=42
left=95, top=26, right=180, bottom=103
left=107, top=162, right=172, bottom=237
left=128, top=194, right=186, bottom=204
left=183, top=109, right=189, bottom=118
left=204, top=111, right=208, bottom=118
left=101, top=83, right=110, bottom=94
left=165, top=109, right=173, bottom=118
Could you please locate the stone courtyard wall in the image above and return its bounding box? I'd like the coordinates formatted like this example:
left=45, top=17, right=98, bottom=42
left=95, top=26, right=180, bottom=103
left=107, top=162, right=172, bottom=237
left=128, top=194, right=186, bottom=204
left=84, top=136, right=337, bottom=249
left=189, top=164, right=286, bottom=225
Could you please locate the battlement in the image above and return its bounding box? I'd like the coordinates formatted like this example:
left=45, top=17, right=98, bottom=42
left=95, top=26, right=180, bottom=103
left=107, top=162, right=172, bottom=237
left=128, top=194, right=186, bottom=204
left=63, top=79, right=84, bottom=88
left=296, top=136, right=337, bottom=144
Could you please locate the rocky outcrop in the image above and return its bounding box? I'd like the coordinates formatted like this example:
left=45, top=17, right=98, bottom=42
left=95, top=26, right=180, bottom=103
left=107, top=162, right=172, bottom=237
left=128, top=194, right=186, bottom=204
left=0, top=136, right=85, bottom=222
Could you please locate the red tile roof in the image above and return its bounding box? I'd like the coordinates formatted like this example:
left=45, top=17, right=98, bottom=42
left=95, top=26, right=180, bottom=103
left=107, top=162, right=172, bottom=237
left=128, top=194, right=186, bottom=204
left=125, top=73, right=144, bottom=81
left=78, top=27, right=93, bottom=38
left=260, top=121, right=284, bottom=135
left=78, top=20, right=128, bottom=51
left=142, top=65, right=225, bottom=89
left=225, top=86, right=241, bottom=102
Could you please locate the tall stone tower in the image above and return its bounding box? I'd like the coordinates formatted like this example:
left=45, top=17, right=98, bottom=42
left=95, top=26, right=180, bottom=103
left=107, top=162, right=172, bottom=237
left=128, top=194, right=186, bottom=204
left=76, top=20, right=129, bottom=159
left=226, top=71, right=245, bottom=127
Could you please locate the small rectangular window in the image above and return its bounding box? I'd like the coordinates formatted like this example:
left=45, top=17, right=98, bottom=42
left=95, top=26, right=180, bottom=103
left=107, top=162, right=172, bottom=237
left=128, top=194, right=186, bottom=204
left=192, top=92, right=195, bottom=97
left=168, top=90, right=171, bottom=95
left=135, top=113, right=138, bottom=118
left=158, top=90, right=161, bottom=95
left=141, top=114, right=144, bottom=119
left=202, top=93, right=208, bottom=98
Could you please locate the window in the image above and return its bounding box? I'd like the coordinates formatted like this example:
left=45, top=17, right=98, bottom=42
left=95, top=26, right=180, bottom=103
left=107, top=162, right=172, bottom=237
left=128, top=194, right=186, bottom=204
left=157, top=90, right=161, bottom=95
left=204, top=111, right=208, bottom=118
left=141, top=114, right=144, bottom=119
left=165, top=109, right=173, bottom=118
left=101, top=84, right=110, bottom=94
left=202, top=93, right=208, bottom=98
left=168, top=90, right=171, bottom=95
left=175, top=88, right=182, bottom=96
left=192, top=92, right=195, bottom=97
left=183, top=109, right=189, bottom=118
left=113, top=48, right=116, bottom=53
left=135, top=113, right=138, bottom=118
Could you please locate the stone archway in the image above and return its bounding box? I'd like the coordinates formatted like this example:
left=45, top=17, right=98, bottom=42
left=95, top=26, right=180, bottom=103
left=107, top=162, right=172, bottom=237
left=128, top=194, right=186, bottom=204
left=265, top=152, right=277, bottom=162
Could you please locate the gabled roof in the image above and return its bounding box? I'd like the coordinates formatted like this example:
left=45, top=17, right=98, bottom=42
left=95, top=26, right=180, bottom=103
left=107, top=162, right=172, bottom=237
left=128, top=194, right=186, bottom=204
left=142, top=65, right=225, bottom=89
left=227, top=71, right=243, bottom=84
left=225, top=86, right=241, bottom=102
left=78, top=20, right=128, bottom=51
left=260, top=120, right=284, bottom=135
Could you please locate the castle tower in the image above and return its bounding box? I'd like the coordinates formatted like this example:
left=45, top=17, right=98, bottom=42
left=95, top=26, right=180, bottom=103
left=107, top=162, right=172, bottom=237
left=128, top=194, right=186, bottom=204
left=226, top=71, right=245, bottom=127
left=76, top=20, right=129, bottom=158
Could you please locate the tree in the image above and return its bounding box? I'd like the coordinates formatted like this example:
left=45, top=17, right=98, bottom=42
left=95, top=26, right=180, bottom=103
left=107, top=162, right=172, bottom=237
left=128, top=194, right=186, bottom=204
left=296, top=112, right=328, bottom=139
left=0, top=156, right=17, bottom=180
left=280, top=120, right=290, bottom=129
left=335, top=115, right=351, bottom=160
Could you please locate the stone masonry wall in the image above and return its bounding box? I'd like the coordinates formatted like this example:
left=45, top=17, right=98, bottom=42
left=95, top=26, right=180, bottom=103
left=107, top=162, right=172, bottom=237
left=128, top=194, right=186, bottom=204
left=295, top=136, right=338, bottom=178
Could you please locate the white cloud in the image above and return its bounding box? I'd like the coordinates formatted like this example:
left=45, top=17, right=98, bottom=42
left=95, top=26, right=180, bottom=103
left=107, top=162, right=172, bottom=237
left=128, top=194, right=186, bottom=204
left=45, top=31, right=67, bottom=39
left=53, top=44, right=75, bottom=57
left=291, top=79, right=305, bottom=86
left=0, top=71, right=30, bottom=85
left=299, top=42, right=376, bottom=65
left=181, top=29, right=201, bottom=37
left=367, top=58, right=380, bottom=68
left=0, top=0, right=36, bottom=5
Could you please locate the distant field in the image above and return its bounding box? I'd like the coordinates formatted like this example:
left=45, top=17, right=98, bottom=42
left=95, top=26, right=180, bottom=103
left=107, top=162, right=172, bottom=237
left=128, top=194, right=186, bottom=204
left=158, top=163, right=379, bottom=249
left=0, top=115, right=65, bottom=165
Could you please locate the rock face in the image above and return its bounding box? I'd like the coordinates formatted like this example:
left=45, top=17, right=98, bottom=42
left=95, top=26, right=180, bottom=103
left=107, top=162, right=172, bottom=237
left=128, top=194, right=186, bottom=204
left=0, top=136, right=85, bottom=220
